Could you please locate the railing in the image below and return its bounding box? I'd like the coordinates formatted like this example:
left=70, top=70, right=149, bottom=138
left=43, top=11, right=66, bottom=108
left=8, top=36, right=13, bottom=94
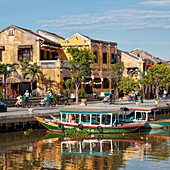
left=62, top=60, right=69, bottom=68
left=39, top=60, right=70, bottom=68
left=39, top=60, right=57, bottom=68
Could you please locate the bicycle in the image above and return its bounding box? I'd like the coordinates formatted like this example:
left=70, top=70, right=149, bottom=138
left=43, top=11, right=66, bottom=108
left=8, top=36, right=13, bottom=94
left=22, top=100, right=31, bottom=108
left=44, top=100, right=56, bottom=107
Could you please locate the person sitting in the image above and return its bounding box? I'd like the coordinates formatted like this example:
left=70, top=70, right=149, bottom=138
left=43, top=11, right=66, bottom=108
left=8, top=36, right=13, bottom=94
left=48, top=90, right=53, bottom=103
left=16, top=95, right=22, bottom=105
left=39, top=94, right=50, bottom=105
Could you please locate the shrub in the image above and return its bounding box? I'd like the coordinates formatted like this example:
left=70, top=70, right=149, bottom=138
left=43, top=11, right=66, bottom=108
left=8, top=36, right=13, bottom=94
left=0, top=88, right=3, bottom=102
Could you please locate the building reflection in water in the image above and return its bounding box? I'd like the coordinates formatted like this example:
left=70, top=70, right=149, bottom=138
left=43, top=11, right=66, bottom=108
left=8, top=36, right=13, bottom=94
left=0, top=130, right=169, bottom=169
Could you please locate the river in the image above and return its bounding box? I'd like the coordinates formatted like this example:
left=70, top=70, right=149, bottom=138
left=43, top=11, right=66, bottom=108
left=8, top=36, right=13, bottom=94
left=0, top=128, right=169, bottom=169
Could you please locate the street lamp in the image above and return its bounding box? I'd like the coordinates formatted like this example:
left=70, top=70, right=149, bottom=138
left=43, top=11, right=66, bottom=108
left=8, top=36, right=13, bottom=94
left=138, top=70, right=147, bottom=103
left=4, top=64, right=12, bottom=111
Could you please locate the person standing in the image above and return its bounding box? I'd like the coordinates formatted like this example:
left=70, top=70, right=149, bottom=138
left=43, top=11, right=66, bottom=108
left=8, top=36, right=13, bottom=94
left=134, top=90, right=138, bottom=101
left=109, top=90, right=113, bottom=104
left=163, top=89, right=167, bottom=99
left=24, top=90, right=30, bottom=102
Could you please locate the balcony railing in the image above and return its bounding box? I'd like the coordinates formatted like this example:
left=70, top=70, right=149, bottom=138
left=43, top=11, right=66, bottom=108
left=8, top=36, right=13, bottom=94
left=39, top=60, right=70, bottom=68
left=39, top=60, right=57, bottom=68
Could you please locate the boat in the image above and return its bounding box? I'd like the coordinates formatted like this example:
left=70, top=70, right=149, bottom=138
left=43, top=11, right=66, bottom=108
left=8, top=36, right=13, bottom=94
left=34, top=106, right=146, bottom=134
left=122, top=106, right=170, bottom=129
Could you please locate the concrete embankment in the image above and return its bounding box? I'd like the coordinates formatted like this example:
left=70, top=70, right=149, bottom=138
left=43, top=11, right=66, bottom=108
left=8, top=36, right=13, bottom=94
left=0, top=99, right=170, bottom=132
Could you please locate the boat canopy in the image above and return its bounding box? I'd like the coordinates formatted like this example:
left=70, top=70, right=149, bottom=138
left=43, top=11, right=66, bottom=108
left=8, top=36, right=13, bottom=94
left=60, top=109, right=119, bottom=115
left=122, top=107, right=159, bottom=112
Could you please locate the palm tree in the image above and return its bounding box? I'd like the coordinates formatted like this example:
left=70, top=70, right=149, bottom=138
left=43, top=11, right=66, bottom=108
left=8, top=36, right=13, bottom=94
left=22, top=63, right=43, bottom=95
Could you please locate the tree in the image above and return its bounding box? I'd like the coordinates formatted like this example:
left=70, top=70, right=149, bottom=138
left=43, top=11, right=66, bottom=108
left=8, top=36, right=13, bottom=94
left=118, top=77, right=140, bottom=94
left=0, top=63, right=6, bottom=75
left=22, top=63, right=43, bottom=95
left=62, top=78, right=73, bottom=104
left=104, top=63, right=124, bottom=101
left=144, top=63, right=170, bottom=100
left=67, top=48, right=96, bottom=105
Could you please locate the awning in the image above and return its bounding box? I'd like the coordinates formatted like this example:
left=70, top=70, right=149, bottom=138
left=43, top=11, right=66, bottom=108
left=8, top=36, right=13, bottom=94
left=6, top=76, right=21, bottom=84
left=18, top=45, right=32, bottom=49
left=0, top=46, right=5, bottom=50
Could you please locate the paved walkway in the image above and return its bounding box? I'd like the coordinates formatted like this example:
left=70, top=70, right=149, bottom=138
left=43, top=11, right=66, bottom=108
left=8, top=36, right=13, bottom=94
left=0, top=97, right=169, bottom=119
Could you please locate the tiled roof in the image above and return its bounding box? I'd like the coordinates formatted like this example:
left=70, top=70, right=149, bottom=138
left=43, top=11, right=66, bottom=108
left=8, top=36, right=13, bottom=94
left=36, top=29, right=65, bottom=40
left=0, top=25, right=61, bottom=47
left=130, top=48, right=162, bottom=63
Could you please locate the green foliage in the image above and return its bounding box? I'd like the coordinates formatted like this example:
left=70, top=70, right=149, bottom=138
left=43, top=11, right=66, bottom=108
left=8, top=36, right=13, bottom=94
left=19, top=56, right=30, bottom=71
left=144, top=63, right=170, bottom=87
left=0, top=88, right=3, bottom=102
left=67, top=48, right=96, bottom=104
left=22, top=63, right=43, bottom=93
left=64, top=129, right=90, bottom=139
left=0, top=63, right=6, bottom=74
left=64, top=78, right=73, bottom=99
left=24, top=128, right=33, bottom=136
left=105, top=63, right=124, bottom=88
left=22, top=63, right=43, bottom=81
left=48, top=89, right=59, bottom=101
left=118, top=77, right=140, bottom=94
left=144, top=63, right=170, bottom=100
left=80, top=89, right=86, bottom=98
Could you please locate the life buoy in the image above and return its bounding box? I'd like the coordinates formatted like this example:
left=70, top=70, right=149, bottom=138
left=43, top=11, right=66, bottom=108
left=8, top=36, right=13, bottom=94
left=58, top=123, right=64, bottom=131
left=97, top=126, right=103, bottom=133
left=78, top=124, right=83, bottom=130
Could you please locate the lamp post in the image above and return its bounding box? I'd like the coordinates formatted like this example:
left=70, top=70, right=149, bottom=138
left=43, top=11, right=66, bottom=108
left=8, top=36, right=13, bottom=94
left=3, top=64, right=12, bottom=111
left=138, top=70, right=147, bottom=103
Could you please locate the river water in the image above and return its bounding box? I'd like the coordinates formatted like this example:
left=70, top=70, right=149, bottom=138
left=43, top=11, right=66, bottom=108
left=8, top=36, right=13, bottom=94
left=0, top=128, right=169, bottom=170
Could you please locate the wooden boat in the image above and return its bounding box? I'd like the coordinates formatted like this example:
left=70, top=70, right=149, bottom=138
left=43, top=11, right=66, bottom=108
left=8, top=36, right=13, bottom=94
left=34, top=106, right=145, bottom=134
left=122, top=106, right=170, bottom=129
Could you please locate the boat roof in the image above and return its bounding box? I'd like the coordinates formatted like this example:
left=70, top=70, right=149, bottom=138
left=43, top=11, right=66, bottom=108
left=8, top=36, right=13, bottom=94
left=60, top=106, right=120, bottom=114
left=122, top=106, right=159, bottom=112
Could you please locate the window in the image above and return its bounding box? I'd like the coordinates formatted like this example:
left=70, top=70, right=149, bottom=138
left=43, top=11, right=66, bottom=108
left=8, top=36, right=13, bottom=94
left=18, top=45, right=32, bottom=61
left=18, top=49, right=31, bottom=60
left=93, top=51, right=98, bottom=63
left=40, top=50, right=45, bottom=60
left=111, top=53, right=117, bottom=64
left=52, top=52, right=58, bottom=60
left=103, top=78, right=109, bottom=89
left=46, top=51, right=50, bottom=60
left=9, top=28, right=14, bottom=36
left=103, top=52, right=107, bottom=64
left=94, top=78, right=101, bottom=89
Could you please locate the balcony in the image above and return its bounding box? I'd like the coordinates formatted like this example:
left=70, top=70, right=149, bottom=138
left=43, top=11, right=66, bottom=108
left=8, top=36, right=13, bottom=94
left=39, top=60, right=70, bottom=68
left=39, top=60, right=57, bottom=68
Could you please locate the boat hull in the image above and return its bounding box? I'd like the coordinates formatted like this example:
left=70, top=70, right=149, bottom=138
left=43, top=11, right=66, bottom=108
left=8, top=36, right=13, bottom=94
left=35, top=115, right=145, bottom=134
left=144, top=119, right=170, bottom=129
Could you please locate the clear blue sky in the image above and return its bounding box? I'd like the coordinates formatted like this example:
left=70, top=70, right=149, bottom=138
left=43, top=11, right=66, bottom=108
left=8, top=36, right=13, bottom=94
left=1, top=0, right=170, bottom=60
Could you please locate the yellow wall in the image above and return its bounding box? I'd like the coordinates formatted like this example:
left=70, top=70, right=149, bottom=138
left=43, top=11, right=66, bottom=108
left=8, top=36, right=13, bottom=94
left=0, top=28, right=40, bottom=64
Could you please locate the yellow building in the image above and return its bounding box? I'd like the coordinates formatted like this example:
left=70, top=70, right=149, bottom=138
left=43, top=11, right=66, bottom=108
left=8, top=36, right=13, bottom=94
left=0, top=25, right=62, bottom=98
left=0, top=25, right=121, bottom=98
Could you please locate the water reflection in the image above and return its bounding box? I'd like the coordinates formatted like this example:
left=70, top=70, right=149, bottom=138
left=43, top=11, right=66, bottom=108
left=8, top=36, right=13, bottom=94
left=0, top=129, right=169, bottom=169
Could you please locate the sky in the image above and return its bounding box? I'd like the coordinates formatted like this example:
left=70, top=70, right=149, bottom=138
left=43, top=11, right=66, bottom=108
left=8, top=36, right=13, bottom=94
left=0, top=0, right=170, bottom=60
